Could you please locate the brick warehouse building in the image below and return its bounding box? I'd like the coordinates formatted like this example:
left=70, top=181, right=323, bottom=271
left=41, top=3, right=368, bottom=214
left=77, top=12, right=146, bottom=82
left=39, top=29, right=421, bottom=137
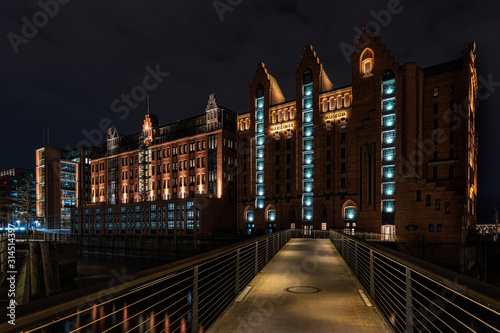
left=72, top=94, right=238, bottom=236
left=73, top=29, right=478, bottom=263
left=237, top=27, right=478, bottom=253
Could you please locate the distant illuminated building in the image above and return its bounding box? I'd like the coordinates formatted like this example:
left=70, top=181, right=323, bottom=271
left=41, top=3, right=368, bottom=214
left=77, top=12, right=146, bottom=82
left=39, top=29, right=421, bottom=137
left=0, top=168, right=36, bottom=227
left=35, top=146, right=100, bottom=229
left=73, top=94, right=238, bottom=236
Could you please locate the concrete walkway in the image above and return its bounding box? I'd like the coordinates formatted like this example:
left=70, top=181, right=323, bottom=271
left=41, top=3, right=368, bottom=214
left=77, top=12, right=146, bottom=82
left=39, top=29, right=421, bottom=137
left=208, top=238, right=391, bottom=333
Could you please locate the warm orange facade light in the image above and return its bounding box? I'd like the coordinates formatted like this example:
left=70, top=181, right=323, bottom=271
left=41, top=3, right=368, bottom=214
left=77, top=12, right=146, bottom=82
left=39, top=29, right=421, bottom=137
left=324, top=110, right=347, bottom=121
left=269, top=121, right=294, bottom=132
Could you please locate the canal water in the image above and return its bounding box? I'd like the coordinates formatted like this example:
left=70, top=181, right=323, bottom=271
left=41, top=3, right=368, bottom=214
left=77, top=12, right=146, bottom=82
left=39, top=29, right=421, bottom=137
left=60, top=255, right=170, bottom=293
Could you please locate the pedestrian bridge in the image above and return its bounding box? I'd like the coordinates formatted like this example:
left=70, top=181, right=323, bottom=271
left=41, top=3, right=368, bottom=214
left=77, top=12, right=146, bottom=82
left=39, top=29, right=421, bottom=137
left=1, top=230, right=499, bottom=332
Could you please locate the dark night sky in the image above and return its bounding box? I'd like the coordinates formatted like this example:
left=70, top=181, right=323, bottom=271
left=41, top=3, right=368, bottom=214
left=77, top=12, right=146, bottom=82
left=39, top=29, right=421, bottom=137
left=0, top=0, right=498, bottom=221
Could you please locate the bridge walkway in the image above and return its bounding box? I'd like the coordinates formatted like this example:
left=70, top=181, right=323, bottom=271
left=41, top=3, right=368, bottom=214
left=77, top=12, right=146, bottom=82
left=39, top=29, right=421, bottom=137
left=208, top=238, right=391, bottom=333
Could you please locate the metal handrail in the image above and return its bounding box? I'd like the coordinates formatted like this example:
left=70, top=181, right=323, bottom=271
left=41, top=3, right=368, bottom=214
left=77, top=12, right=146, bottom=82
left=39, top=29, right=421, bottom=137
left=330, top=230, right=500, bottom=333
left=0, top=230, right=291, bottom=333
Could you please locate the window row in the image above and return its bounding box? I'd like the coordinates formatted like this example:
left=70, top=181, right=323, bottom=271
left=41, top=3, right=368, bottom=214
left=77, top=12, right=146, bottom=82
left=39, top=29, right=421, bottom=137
left=321, top=93, right=351, bottom=112
left=271, top=108, right=296, bottom=124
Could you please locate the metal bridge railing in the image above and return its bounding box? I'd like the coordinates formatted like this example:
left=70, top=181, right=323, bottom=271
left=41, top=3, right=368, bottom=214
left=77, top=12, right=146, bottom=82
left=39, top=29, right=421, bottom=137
left=330, top=230, right=500, bottom=333
left=0, top=230, right=291, bottom=333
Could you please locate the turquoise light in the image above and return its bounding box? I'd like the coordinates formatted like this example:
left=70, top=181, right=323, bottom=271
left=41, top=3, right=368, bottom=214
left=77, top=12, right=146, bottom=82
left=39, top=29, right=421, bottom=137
left=387, top=172, right=393, bottom=178
left=348, top=214, right=354, bottom=219
left=386, top=138, right=393, bottom=144
left=387, top=88, right=394, bottom=94
left=386, top=207, right=393, bottom=213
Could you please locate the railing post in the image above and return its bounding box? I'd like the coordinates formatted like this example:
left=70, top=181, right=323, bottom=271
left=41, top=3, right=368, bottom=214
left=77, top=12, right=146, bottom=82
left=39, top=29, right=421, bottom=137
left=406, top=267, right=414, bottom=333
left=192, top=265, right=199, bottom=333
left=355, top=242, right=359, bottom=277
left=369, top=249, right=375, bottom=300
left=235, top=249, right=240, bottom=295
left=265, top=238, right=269, bottom=263
left=254, top=242, right=258, bottom=276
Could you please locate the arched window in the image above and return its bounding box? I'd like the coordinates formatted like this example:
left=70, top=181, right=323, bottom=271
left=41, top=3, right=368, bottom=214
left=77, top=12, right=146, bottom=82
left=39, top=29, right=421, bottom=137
left=323, top=100, right=328, bottom=112
left=265, top=205, right=276, bottom=222
left=337, top=95, right=342, bottom=109
left=330, top=97, right=335, bottom=111
left=284, top=108, right=288, bottom=121
left=290, top=107, right=295, bottom=119
left=303, top=69, right=313, bottom=85
left=361, top=49, right=374, bottom=75
left=246, top=210, right=254, bottom=222
left=344, top=93, right=350, bottom=107
left=256, top=84, right=264, bottom=98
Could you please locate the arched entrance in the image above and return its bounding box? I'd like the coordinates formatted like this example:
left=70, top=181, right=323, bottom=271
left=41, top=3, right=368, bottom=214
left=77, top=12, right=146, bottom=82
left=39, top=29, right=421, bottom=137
left=342, top=200, right=358, bottom=234
left=264, top=204, right=276, bottom=234
left=243, top=206, right=254, bottom=235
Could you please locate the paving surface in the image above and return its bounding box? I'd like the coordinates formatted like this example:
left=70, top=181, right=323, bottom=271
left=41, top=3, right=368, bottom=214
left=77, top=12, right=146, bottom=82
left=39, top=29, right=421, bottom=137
left=207, top=238, right=392, bottom=333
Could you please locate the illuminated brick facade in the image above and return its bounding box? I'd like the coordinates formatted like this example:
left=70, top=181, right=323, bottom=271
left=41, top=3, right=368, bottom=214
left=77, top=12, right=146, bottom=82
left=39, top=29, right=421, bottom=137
left=72, top=30, right=478, bottom=245
left=73, top=94, right=238, bottom=236
left=237, top=28, right=478, bottom=246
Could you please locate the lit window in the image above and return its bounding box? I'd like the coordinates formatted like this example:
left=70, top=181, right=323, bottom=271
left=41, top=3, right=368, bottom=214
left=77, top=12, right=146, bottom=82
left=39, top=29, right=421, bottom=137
left=256, top=198, right=264, bottom=209
left=330, top=97, right=335, bottom=110
left=267, top=210, right=276, bottom=221
left=383, top=165, right=395, bottom=179
left=382, top=182, right=395, bottom=196
left=302, top=195, right=313, bottom=207
left=383, top=114, right=395, bottom=127
left=323, top=100, right=328, bottom=112
left=345, top=207, right=356, bottom=220
left=344, top=93, right=350, bottom=107
left=382, top=200, right=395, bottom=213
left=383, top=130, right=395, bottom=144
left=383, top=148, right=395, bottom=161
left=361, top=50, right=374, bottom=75
left=337, top=95, right=342, bottom=109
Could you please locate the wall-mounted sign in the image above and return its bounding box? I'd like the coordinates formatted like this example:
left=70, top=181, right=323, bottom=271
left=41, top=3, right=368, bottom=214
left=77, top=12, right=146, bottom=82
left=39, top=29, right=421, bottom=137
left=324, top=111, right=347, bottom=121
left=270, top=121, right=294, bottom=132
left=406, top=224, right=418, bottom=231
